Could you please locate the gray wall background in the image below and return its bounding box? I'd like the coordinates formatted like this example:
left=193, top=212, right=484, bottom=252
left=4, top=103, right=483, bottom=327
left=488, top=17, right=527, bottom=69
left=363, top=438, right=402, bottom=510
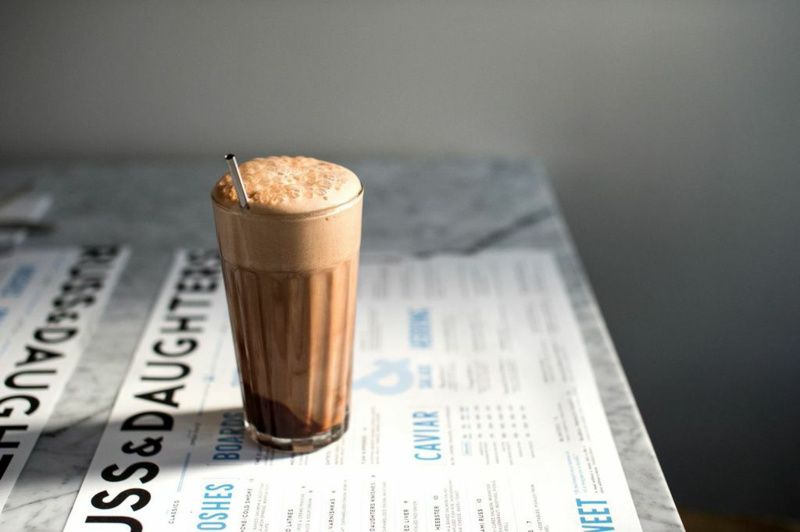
left=2, top=0, right=799, bottom=519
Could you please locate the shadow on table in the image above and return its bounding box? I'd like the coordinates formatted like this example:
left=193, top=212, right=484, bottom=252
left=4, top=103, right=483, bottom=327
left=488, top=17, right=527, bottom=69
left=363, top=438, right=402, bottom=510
left=13, top=407, right=321, bottom=496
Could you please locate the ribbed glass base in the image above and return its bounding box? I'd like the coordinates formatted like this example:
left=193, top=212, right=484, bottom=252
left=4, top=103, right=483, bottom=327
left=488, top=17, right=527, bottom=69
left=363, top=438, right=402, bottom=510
left=245, top=412, right=349, bottom=453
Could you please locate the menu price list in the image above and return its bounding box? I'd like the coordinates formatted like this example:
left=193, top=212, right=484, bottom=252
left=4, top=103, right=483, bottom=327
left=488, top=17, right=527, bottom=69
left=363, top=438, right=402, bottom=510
left=64, top=250, right=640, bottom=532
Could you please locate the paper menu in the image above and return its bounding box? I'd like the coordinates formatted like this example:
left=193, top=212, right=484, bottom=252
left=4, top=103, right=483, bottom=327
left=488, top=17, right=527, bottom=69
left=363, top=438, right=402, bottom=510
left=0, top=246, right=129, bottom=511
left=65, top=249, right=641, bottom=531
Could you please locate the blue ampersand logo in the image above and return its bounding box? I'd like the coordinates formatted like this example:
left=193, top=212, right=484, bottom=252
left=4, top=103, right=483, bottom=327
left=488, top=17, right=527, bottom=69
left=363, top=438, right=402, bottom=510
left=353, top=358, right=414, bottom=395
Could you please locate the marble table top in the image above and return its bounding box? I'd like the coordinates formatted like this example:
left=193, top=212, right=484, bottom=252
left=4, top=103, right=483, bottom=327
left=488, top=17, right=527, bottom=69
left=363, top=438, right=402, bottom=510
left=0, top=157, right=683, bottom=531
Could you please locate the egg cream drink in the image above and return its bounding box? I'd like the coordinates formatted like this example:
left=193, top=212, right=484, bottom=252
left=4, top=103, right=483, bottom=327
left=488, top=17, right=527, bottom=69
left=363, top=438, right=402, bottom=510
left=212, top=156, right=363, bottom=452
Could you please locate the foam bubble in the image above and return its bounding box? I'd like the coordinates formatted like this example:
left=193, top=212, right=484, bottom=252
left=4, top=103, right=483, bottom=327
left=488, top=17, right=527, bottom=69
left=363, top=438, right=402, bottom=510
left=213, top=156, right=362, bottom=215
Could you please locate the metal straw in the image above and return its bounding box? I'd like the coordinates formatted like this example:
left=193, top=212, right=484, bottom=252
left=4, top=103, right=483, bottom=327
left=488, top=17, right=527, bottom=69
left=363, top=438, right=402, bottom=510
left=225, top=153, right=249, bottom=209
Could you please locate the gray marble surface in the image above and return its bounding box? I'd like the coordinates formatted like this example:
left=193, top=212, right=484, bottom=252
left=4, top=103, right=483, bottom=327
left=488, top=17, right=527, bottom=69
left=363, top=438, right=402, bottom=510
left=0, top=157, right=683, bottom=531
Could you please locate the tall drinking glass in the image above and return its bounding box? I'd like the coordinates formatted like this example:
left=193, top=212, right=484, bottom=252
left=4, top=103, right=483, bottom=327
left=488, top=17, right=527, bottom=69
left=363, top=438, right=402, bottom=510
left=211, top=156, right=363, bottom=452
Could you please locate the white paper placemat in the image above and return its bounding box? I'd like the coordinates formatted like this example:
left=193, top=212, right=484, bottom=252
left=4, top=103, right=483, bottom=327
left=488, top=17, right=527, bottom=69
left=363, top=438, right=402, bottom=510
left=0, top=246, right=129, bottom=511
left=65, top=249, right=640, bottom=531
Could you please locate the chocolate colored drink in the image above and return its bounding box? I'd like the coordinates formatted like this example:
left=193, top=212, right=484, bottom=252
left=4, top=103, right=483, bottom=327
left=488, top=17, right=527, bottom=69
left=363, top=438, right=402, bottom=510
left=211, top=156, right=363, bottom=451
